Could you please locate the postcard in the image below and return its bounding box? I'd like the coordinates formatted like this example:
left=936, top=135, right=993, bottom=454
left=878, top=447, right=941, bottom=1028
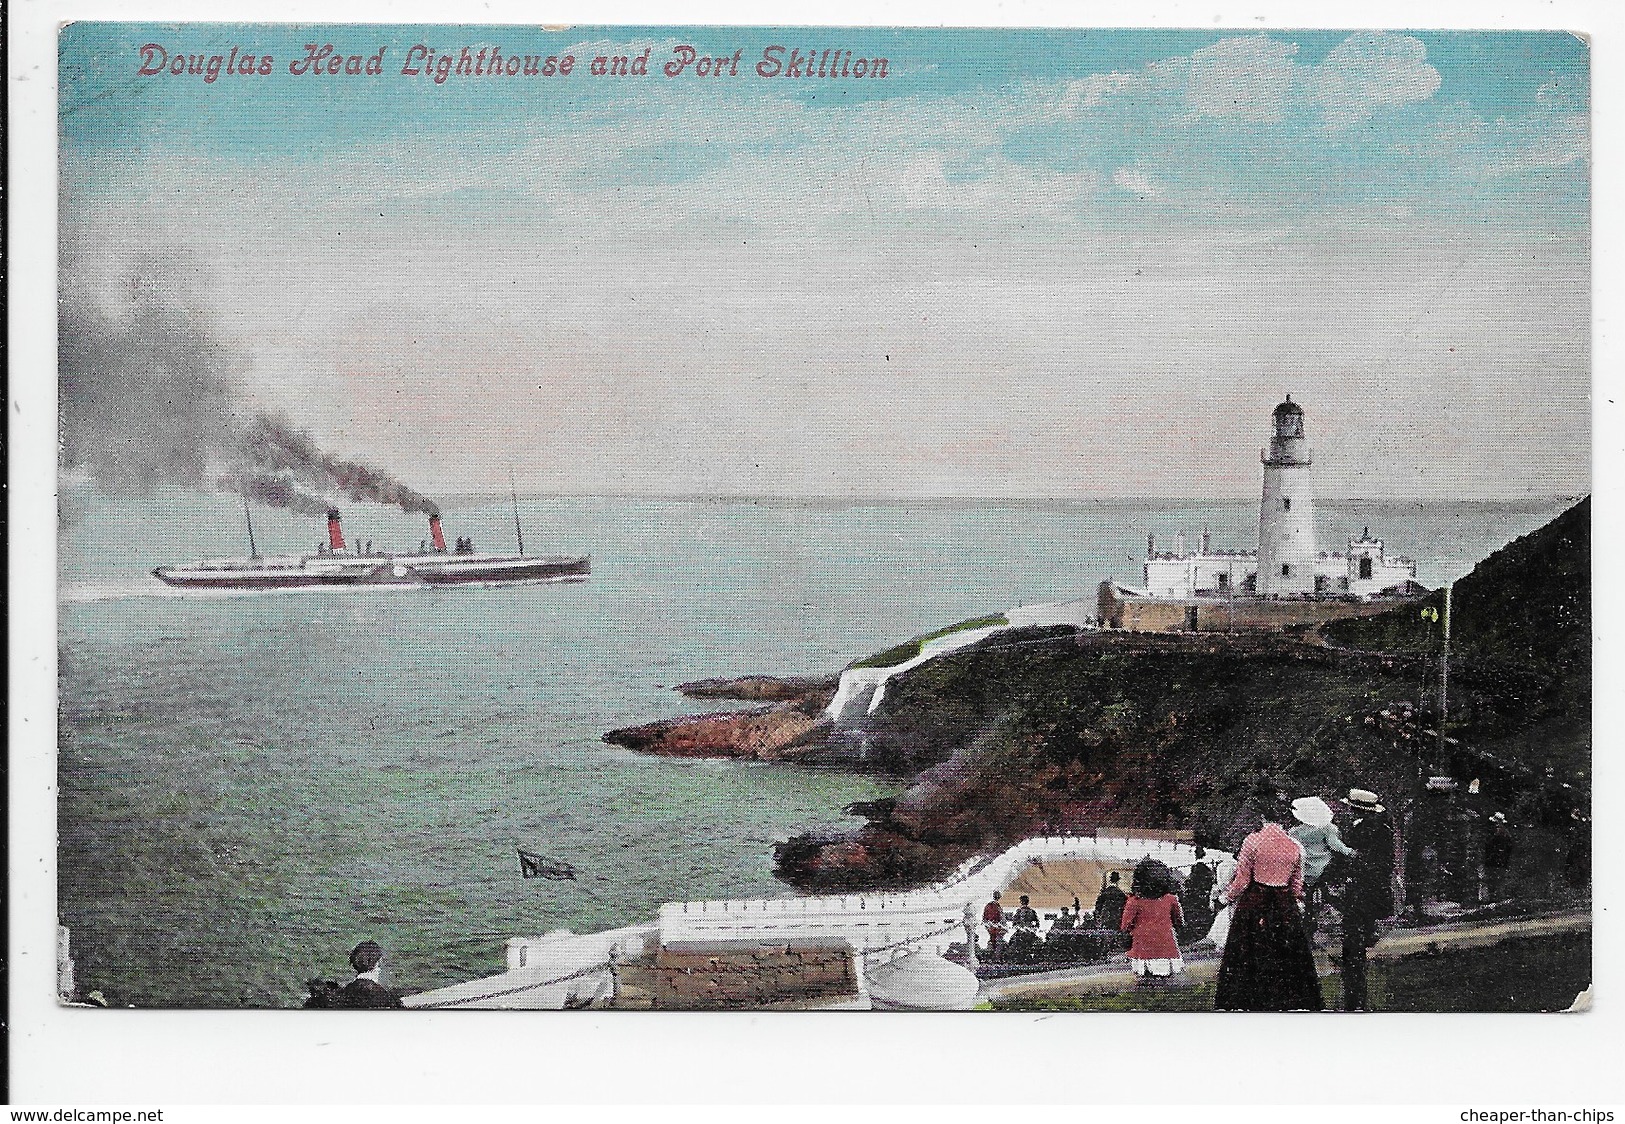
left=17, top=9, right=1612, bottom=1105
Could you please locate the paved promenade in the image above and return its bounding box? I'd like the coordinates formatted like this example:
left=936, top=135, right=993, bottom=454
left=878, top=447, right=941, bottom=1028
left=981, top=908, right=1591, bottom=1007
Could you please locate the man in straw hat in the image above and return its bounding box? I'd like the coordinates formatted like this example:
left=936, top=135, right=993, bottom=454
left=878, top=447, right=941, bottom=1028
left=1339, top=788, right=1396, bottom=1011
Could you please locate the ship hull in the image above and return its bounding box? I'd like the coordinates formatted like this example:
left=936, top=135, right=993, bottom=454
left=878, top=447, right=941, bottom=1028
left=151, top=570, right=367, bottom=589
left=152, top=554, right=590, bottom=589
left=414, top=556, right=590, bottom=584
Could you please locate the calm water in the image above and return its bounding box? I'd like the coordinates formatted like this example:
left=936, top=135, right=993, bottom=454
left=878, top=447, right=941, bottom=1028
left=57, top=489, right=1574, bottom=1006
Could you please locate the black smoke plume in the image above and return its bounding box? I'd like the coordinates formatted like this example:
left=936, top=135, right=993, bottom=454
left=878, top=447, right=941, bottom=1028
left=60, top=263, right=439, bottom=519
left=241, top=416, right=440, bottom=517
left=220, top=473, right=334, bottom=517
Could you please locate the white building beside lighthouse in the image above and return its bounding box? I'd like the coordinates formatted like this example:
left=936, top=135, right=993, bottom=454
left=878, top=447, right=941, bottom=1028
left=1110, top=397, right=1419, bottom=629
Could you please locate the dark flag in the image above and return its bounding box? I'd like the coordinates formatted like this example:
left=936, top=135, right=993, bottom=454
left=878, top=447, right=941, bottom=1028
left=518, top=849, right=577, bottom=880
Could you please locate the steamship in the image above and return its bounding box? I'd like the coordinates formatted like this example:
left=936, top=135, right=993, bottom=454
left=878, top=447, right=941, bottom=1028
left=151, top=510, right=589, bottom=589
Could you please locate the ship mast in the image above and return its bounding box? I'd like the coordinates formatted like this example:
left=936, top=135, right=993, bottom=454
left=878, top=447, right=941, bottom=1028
left=241, top=490, right=260, bottom=559
left=509, top=467, right=526, bottom=556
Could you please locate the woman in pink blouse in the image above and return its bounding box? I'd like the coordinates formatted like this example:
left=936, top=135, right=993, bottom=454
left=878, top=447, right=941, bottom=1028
left=1213, top=808, right=1324, bottom=1011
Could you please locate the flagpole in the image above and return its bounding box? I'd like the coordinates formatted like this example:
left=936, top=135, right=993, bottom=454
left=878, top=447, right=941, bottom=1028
left=1438, top=581, right=1453, bottom=760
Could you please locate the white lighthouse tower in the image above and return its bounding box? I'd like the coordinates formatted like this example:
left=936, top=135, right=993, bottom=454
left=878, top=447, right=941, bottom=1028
left=1256, top=395, right=1318, bottom=597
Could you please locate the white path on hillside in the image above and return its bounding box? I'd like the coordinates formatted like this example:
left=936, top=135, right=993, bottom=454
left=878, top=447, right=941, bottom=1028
left=825, top=599, right=1100, bottom=723
left=824, top=625, right=1006, bottom=721
left=405, top=833, right=1223, bottom=1010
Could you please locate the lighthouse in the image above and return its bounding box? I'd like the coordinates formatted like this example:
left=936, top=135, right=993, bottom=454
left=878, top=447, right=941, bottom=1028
left=1111, top=394, right=1419, bottom=628
left=1256, top=395, right=1318, bottom=597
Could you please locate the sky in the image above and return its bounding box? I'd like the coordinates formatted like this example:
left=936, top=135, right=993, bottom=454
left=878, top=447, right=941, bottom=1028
left=58, top=25, right=1591, bottom=500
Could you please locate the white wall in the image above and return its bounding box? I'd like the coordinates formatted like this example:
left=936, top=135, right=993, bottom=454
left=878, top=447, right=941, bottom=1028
left=658, top=835, right=1225, bottom=971
left=1343, top=537, right=1418, bottom=598
left=1145, top=554, right=1255, bottom=598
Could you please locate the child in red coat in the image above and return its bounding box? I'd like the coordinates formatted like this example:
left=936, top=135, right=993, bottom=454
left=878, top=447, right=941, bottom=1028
left=1122, top=858, right=1185, bottom=982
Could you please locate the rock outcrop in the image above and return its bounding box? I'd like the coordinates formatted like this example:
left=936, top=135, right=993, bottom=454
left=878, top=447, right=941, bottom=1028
left=604, top=706, right=829, bottom=762
left=675, top=675, right=838, bottom=702
left=603, top=676, right=837, bottom=762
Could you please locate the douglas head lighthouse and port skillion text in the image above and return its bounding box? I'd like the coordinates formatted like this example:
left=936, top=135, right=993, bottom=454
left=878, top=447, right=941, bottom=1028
left=136, top=42, right=891, bottom=84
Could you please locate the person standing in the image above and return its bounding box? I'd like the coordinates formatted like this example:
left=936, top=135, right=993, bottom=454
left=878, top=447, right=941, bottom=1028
left=1481, top=812, right=1515, bottom=902
left=1205, top=854, right=1239, bottom=951
left=1214, top=807, right=1323, bottom=1011
left=1340, top=788, right=1396, bottom=1012
left=1181, top=851, right=1216, bottom=938
left=981, top=890, right=1007, bottom=958
left=1122, top=858, right=1185, bottom=984
left=338, top=940, right=403, bottom=1009
left=1007, top=894, right=1043, bottom=963
left=1564, top=808, right=1591, bottom=890
left=1290, top=795, right=1356, bottom=941
left=1093, top=871, right=1128, bottom=930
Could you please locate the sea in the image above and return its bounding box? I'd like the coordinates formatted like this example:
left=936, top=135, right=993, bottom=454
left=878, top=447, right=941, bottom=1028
left=55, top=488, right=1576, bottom=1007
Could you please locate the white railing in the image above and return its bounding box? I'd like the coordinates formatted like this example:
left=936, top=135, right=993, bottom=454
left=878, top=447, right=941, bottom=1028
left=658, top=834, right=1230, bottom=964
left=403, top=923, right=656, bottom=1011
left=405, top=833, right=1233, bottom=1008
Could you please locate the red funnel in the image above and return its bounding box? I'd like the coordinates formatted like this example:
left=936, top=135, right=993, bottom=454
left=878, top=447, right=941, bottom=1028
left=429, top=514, right=446, bottom=552
left=327, top=510, right=346, bottom=552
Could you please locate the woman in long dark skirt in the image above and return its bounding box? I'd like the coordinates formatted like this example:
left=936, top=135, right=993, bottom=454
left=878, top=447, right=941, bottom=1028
left=1214, top=811, right=1324, bottom=1011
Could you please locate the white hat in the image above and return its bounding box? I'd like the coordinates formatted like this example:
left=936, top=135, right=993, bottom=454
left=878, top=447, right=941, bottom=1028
left=1347, top=788, right=1385, bottom=813
left=1291, top=796, right=1334, bottom=828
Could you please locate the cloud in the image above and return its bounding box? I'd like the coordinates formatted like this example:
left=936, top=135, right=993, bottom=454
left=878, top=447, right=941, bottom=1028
left=1112, top=167, right=1159, bottom=197
left=1059, top=71, right=1137, bottom=114
left=1027, top=32, right=1582, bottom=221
left=1537, top=78, right=1585, bottom=107
left=1061, top=32, right=1441, bottom=132
left=1306, top=33, right=1441, bottom=130
left=1184, top=36, right=1300, bottom=123
left=1423, top=97, right=1588, bottom=183
left=1484, top=113, right=1589, bottom=177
